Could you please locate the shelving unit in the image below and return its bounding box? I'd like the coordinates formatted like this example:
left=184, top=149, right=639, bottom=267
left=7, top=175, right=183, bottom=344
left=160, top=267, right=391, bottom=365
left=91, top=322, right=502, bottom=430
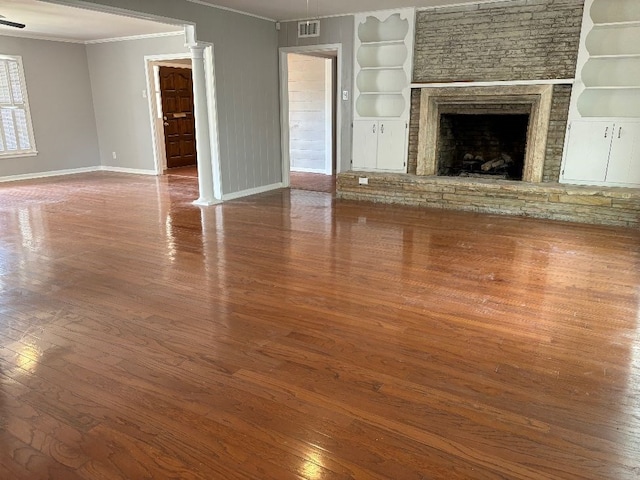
left=561, top=0, right=640, bottom=187
left=577, top=0, right=640, bottom=117
left=352, top=8, right=415, bottom=173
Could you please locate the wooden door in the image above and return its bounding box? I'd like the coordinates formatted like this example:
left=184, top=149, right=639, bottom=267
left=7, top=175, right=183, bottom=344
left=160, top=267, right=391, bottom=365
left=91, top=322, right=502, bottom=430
left=562, top=121, right=612, bottom=183
left=159, top=66, right=197, bottom=169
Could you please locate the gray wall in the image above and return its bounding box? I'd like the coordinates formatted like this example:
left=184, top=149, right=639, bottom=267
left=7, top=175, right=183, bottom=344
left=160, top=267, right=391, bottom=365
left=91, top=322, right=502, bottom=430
left=278, top=16, right=354, bottom=173
left=54, top=0, right=282, bottom=195
left=0, top=35, right=99, bottom=178
left=86, top=34, right=190, bottom=171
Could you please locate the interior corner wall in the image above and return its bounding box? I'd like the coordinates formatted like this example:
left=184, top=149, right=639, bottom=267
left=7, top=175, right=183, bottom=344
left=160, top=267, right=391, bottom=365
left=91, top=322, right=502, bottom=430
left=278, top=15, right=354, bottom=174
left=0, top=35, right=100, bottom=178
left=86, top=34, right=190, bottom=172
left=54, top=0, right=282, bottom=197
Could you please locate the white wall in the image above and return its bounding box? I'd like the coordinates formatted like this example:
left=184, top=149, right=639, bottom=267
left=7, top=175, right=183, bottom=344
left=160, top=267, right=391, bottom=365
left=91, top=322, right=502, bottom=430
left=86, top=34, right=190, bottom=172
left=0, top=35, right=100, bottom=178
left=288, top=53, right=330, bottom=173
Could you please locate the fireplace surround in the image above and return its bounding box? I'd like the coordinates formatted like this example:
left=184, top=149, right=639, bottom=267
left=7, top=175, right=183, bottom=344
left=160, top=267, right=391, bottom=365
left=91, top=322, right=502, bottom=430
left=417, top=84, right=554, bottom=183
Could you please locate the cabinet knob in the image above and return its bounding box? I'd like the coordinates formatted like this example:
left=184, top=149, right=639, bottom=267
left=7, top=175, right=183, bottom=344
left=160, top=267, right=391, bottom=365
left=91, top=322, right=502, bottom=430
left=372, top=124, right=376, bottom=134
left=618, top=127, right=622, bottom=139
left=381, top=124, right=384, bottom=134
left=604, top=126, right=609, bottom=138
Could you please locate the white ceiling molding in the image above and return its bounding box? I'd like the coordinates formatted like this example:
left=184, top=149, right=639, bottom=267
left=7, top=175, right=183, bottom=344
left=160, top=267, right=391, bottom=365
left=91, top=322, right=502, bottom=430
left=84, top=30, right=184, bottom=45
left=185, top=0, right=276, bottom=22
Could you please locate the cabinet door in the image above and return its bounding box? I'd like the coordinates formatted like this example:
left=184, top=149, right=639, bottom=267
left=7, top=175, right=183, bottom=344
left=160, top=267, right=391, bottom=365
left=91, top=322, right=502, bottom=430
left=563, top=121, right=612, bottom=183
left=352, top=121, right=378, bottom=170
left=605, top=122, right=640, bottom=185
left=376, top=120, right=407, bottom=172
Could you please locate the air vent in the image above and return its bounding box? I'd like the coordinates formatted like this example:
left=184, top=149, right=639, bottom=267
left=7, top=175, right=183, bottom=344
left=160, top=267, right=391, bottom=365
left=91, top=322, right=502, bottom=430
left=298, top=20, right=320, bottom=38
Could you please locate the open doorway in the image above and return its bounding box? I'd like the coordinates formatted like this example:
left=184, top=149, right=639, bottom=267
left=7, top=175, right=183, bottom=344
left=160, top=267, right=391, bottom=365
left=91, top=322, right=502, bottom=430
left=280, top=44, right=342, bottom=193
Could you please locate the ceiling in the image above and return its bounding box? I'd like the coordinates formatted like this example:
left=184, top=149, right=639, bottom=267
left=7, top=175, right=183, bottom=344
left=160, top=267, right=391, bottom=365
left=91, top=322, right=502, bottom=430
left=0, top=0, right=495, bottom=43
left=0, top=0, right=180, bottom=43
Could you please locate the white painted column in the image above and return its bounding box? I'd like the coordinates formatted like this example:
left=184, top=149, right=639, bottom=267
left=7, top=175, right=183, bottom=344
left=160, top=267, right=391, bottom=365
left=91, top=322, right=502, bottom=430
left=190, top=44, right=218, bottom=206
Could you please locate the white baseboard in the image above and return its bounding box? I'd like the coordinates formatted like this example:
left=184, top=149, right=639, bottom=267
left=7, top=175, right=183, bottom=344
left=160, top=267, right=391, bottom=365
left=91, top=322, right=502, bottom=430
left=291, top=167, right=329, bottom=174
left=100, top=166, right=158, bottom=175
left=0, top=165, right=158, bottom=184
left=0, top=166, right=100, bottom=183
left=222, top=182, right=284, bottom=201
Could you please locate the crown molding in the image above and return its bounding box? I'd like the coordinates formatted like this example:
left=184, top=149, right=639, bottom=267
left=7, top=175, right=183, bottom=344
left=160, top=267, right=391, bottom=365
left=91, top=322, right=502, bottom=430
left=85, top=30, right=184, bottom=45
left=185, top=0, right=275, bottom=22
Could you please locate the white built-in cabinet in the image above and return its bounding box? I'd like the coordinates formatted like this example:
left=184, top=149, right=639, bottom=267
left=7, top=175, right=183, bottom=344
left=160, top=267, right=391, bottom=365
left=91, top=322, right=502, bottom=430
left=563, top=121, right=640, bottom=185
left=561, top=0, right=640, bottom=187
left=352, top=8, right=415, bottom=172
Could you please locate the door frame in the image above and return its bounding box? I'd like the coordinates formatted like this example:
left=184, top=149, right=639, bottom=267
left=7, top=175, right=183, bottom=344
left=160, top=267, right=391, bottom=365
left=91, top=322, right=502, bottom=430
left=144, top=50, right=217, bottom=178
left=279, top=44, right=342, bottom=188
left=145, top=57, right=193, bottom=173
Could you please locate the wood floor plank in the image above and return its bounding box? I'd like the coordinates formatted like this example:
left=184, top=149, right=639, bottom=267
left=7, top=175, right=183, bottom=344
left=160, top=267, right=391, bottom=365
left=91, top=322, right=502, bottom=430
left=1, top=171, right=639, bottom=479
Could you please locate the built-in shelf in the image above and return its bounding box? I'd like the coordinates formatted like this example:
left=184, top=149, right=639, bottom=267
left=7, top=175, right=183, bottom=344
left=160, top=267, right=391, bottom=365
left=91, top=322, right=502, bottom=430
left=593, top=20, right=640, bottom=27
left=589, top=54, right=640, bottom=59
left=359, top=40, right=406, bottom=46
left=352, top=8, right=414, bottom=173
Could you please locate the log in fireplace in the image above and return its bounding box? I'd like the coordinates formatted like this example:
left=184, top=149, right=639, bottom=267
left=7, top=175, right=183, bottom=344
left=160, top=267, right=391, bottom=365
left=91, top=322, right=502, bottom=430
left=437, top=112, right=530, bottom=181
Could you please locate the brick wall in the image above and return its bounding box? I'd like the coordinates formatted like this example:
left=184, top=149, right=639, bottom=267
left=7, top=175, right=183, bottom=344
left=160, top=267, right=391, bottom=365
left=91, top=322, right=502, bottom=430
left=413, top=0, right=584, bottom=83
left=543, top=85, right=572, bottom=182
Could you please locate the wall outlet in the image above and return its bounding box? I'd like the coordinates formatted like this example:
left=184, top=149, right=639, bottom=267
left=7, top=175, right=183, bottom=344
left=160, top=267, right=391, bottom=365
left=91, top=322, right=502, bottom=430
left=358, top=176, right=368, bottom=185
left=112, top=152, right=117, bottom=159
left=342, top=90, right=349, bottom=101
left=142, top=89, right=147, bottom=98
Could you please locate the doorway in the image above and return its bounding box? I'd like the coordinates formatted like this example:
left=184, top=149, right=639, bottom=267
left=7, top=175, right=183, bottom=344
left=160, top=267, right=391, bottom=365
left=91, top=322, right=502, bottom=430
left=146, top=57, right=197, bottom=174
left=159, top=66, right=197, bottom=170
left=280, top=44, right=342, bottom=193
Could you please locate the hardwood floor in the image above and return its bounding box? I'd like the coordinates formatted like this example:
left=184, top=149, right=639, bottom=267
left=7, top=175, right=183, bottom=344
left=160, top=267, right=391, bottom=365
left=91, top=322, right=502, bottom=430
left=290, top=172, right=336, bottom=193
left=0, top=171, right=639, bottom=479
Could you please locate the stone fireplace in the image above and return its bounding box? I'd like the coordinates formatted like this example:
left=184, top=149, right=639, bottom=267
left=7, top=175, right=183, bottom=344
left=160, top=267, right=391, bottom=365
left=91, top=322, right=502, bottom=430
left=417, top=84, right=554, bottom=183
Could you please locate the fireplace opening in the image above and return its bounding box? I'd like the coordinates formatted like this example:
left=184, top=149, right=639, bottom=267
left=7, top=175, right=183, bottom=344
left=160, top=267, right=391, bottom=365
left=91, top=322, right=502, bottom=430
left=437, top=113, right=530, bottom=181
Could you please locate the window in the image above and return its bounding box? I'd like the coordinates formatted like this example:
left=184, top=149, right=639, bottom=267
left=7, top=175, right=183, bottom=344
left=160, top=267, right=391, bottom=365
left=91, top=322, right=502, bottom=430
left=0, top=55, right=36, bottom=157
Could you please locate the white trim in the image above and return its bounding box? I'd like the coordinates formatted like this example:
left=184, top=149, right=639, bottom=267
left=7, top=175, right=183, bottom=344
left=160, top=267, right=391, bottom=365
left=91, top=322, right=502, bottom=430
left=279, top=43, right=343, bottom=189
left=145, top=53, right=194, bottom=174
left=0, top=55, right=38, bottom=158
left=203, top=44, right=223, bottom=200
left=85, top=31, right=184, bottom=45
left=291, top=167, right=328, bottom=174
left=411, top=79, right=575, bottom=88
left=0, top=151, right=38, bottom=159
left=0, top=166, right=100, bottom=183
left=0, top=166, right=160, bottom=184
left=417, top=0, right=521, bottom=11
left=324, top=58, right=333, bottom=175
left=100, top=166, right=158, bottom=175
left=185, top=0, right=276, bottom=22
left=0, top=31, right=86, bottom=44
left=222, top=182, right=284, bottom=201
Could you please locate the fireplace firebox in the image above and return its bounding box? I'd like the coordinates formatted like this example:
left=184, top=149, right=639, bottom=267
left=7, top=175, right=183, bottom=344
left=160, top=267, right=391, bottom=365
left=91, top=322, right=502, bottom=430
left=437, top=113, right=530, bottom=180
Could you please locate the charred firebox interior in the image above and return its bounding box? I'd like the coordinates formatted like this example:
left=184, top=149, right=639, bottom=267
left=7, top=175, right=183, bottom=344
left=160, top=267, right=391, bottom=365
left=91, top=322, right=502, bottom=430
left=436, top=111, right=530, bottom=181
